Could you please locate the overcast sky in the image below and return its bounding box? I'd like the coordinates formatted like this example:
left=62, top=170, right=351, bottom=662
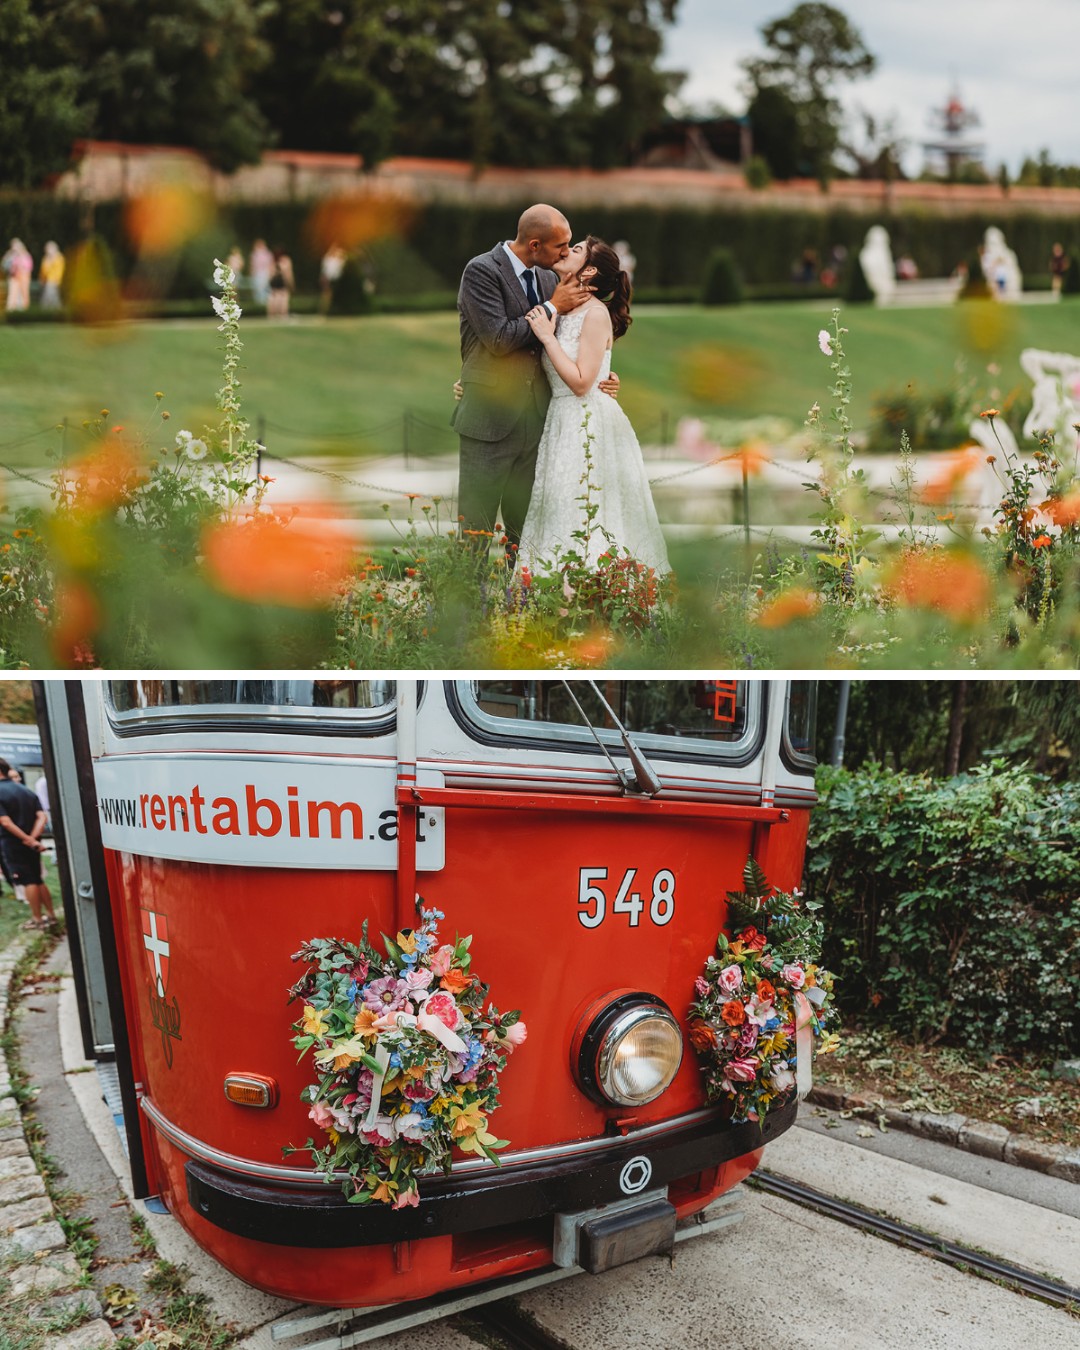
left=663, top=0, right=1078, bottom=175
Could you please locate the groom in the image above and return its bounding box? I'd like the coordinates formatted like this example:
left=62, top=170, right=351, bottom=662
left=453, top=203, right=609, bottom=554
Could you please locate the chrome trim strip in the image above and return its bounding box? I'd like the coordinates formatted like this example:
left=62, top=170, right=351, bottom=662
left=140, top=1097, right=722, bottom=1186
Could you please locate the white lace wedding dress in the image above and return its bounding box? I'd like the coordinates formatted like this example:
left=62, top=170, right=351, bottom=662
left=518, top=305, right=670, bottom=574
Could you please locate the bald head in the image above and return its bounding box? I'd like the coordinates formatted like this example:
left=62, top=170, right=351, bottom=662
left=511, top=204, right=572, bottom=269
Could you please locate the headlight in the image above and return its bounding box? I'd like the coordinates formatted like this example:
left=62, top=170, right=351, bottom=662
left=575, top=992, right=684, bottom=1107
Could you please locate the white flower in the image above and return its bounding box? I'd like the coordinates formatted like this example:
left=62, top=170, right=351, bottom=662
left=212, top=258, right=234, bottom=288
left=175, top=429, right=193, bottom=448
left=211, top=294, right=242, bottom=324
left=818, top=330, right=833, bottom=356
left=770, top=1063, right=796, bottom=1093
left=185, top=438, right=209, bottom=461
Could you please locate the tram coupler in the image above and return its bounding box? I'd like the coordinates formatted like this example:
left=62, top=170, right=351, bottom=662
left=552, top=1187, right=676, bottom=1272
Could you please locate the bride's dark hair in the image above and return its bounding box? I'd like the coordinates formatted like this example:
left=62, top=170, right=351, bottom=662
left=583, top=236, right=633, bottom=340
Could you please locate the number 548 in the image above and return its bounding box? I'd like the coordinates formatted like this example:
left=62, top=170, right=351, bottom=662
left=577, top=867, right=675, bottom=929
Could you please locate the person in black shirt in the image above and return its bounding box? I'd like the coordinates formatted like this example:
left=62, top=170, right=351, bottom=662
left=0, top=759, right=56, bottom=929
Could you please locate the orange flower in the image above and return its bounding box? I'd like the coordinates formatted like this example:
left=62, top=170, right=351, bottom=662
left=1043, top=492, right=1080, bottom=527
left=201, top=506, right=354, bottom=607
left=1032, top=534, right=1053, bottom=549
left=756, top=979, right=776, bottom=1003
left=920, top=447, right=983, bottom=506
left=721, top=1001, right=747, bottom=1027
left=353, top=1006, right=380, bottom=1040
left=439, top=968, right=472, bottom=995
left=70, top=439, right=146, bottom=511
left=50, top=580, right=101, bottom=667
left=756, top=587, right=819, bottom=628
left=688, top=1020, right=718, bottom=1051
left=125, top=185, right=212, bottom=256
left=885, top=549, right=991, bottom=623
left=979, top=408, right=1000, bottom=419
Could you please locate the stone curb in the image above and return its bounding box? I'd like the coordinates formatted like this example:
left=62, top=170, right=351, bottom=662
left=0, top=936, right=116, bottom=1349
left=806, top=1083, right=1080, bottom=1184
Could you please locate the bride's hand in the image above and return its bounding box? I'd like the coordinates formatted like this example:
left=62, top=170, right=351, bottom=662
left=598, top=370, right=620, bottom=400
left=525, top=305, right=556, bottom=340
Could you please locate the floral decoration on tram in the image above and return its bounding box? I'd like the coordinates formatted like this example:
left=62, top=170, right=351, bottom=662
left=286, top=905, right=526, bottom=1209
left=689, top=858, right=838, bottom=1122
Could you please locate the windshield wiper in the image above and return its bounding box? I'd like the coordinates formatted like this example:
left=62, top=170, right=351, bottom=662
left=561, top=681, right=663, bottom=796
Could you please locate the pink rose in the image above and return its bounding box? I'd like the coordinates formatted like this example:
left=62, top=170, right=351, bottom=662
left=308, top=1099, right=335, bottom=1131
left=498, top=1020, right=528, bottom=1050
left=782, top=964, right=806, bottom=989
left=717, top=964, right=743, bottom=995
left=405, top=968, right=434, bottom=992
left=360, top=1116, right=396, bottom=1148
left=694, top=976, right=709, bottom=998
left=726, top=1056, right=758, bottom=1083
left=422, top=990, right=462, bottom=1031
left=393, top=1185, right=420, bottom=1210
left=428, top=944, right=455, bottom=978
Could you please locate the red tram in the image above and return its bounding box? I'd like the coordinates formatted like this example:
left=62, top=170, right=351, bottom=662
left=51, top=678, right=819, bottom=1308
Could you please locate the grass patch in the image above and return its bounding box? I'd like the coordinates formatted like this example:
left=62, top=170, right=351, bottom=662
left=2, top=301, right=1080, bottom=468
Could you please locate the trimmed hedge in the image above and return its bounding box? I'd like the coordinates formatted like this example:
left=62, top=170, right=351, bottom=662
left=805, top=762, right=1080, bottom=1056
left=4, top=191, right=1080, bottom=303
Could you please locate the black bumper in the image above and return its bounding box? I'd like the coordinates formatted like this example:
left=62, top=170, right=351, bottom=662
left=186, top=1097, right=798, bottom=1248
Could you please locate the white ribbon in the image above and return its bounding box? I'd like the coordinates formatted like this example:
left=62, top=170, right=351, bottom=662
left=793, top=991, right=814, bottom=1099
left=361, top=1007, right=468, bottom=1133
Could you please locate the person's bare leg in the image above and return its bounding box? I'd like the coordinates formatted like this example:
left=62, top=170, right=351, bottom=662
left=25, top=882, right=55, bottom=926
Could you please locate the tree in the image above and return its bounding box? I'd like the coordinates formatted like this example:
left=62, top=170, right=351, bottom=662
left=254, top=1, right=683, bottom=170
left=38, top=0, right=276, bottom=172
left=746, top=84, right=801, bottom=180
left=741, top=2, right=875, bottom=182
left=0, top=0, right=88, bottom=187
left=837, top=107, right=906, bottom=181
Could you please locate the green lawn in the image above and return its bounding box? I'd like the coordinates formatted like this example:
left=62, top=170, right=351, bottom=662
left=1, top=300, right=1078, bottom=467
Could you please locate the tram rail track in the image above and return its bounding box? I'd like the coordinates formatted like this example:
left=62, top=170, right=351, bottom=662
left=750, top=1169, right=1080, bottom=1314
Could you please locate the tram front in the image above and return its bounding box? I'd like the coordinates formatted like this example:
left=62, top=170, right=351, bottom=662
left=74, top=678, right=822, bottom=1307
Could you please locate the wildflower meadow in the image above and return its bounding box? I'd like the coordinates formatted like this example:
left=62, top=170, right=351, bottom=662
left=1, top=267, right=1078, bottom=670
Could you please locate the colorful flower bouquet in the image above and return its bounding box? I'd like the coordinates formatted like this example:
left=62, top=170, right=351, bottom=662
left=286, top=906, right=526, bottom=1208
left=689, top=859, right=838, bottom=1123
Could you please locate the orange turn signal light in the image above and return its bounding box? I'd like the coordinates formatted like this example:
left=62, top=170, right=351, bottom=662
left=223, top=1073, right=279, bottom=1108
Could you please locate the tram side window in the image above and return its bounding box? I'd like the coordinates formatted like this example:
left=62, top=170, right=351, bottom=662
left=472, top=681, right=749, bottom=743
left=784, top=681, right=818, bottom=765
left=109, top=680, right=396, bottom=714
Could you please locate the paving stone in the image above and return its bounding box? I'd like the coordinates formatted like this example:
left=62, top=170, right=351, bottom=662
left=27, top=1288, right=105, bottom=1323
left=0, top=1136, right=29, bottom=1160
left=8, top=1250, right=82, bottom=1297
left=0, top=1097, right=17, bottom=1114
left=48, top=1318, right=116, bottom=1349
left=882, top=1104, right=913, bottom=1129
left=0, top=1218, right=67, bottom=1259
left=1049, top=1150, right=1080, bottom=1185
left=1004, top=1135, right=1063, bottom=1174
left=909, top=1111, right=967, bottom=1144
left=957, top=1119, right=1010, bottom=1161
left=0, top=1154, right=34, bottom=1182
left=1, top=1193, right=53, bottom=1230
left=842, top=1092, right=888, bottom=1115
left=0, top=1169, right=45, bottom=1204
left=0, top=1116, right=20, bottom=1136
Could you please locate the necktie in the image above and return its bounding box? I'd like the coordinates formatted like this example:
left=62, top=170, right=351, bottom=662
left=522, top=269, right=539, bottom=308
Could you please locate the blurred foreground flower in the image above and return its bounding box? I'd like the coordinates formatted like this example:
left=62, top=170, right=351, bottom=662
left=126, top=184, right=213, bottom=256
left=66, top=439, right=147, bottom=511
left=756, top=587, right=819, bottom=628
left=885, top=550, right=991, bottom=623
left=919, top=446, right=984, bottom=506
left=50, top=580, right=100, bottom=668
left=202, top=508, right=355, bottom=607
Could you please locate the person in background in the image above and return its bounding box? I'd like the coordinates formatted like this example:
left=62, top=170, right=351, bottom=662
left=267, top=248, right=294, bottom=320
left=2, top=239, right=33, bottom=311
left=0, top=758, right=56, bottom=930
left=1050, top=242, right=1070, bottom=296
left=319, top=243, right=347, bottom=314
left=39, top=241, right=65, bottom=309
left=249, top=238, right=274, bottom=306
left=612, top=239, right=636, bottom=286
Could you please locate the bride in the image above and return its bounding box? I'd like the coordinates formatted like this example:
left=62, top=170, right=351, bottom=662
left=518, top=237, right=670, bottom=576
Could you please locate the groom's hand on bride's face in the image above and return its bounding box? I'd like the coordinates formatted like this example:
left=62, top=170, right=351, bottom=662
left=549, top=276, right=593, bottom=313
left=598, top=371, right=620, bottom=400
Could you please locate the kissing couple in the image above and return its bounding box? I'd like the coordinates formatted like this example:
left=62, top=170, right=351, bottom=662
left=452, top=203, right=669, bottom=577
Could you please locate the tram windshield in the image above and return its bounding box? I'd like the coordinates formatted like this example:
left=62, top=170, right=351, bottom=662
left=464, top=680, right=758, bottom=755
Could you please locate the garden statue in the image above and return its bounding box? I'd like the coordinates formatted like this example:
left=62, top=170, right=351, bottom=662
left=858, top=225, right=895, bottom=303
left=1019, top=348, right=1080, bottom=442
left=981, top=226, right=1022, bottom=301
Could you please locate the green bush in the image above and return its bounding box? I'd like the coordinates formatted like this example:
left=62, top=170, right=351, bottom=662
left=805, top=762, right=1080, bottom=1055
left=701, top=247, right=743, bottom=306
left=743, top=156, right=773, bottom=190
left=1063, top=251, right=1080, bottom=296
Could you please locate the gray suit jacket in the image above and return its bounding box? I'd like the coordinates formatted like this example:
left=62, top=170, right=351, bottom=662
left=452, top=244, right=556, bottom=443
